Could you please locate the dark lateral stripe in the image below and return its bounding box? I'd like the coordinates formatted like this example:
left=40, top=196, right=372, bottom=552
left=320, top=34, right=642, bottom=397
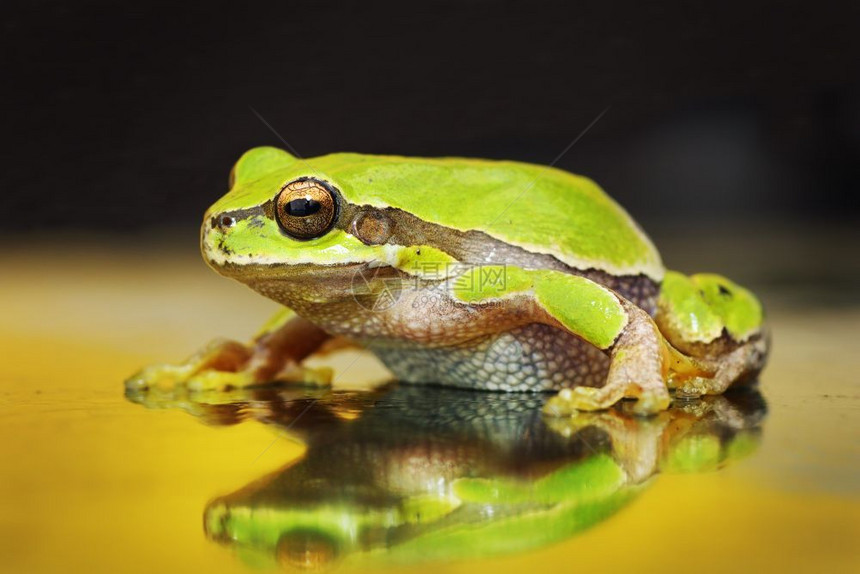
left=218, top=196, right=659, bottom=311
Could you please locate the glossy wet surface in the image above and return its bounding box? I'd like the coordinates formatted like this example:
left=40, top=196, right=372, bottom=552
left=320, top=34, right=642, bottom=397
left=2, top=234, right=859, bottom=572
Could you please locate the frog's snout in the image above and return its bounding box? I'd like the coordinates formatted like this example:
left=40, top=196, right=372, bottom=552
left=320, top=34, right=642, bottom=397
left=200, top=212, right=236, bottom=268
left=205, top=212, right=237, bottom=235
left=214, top=214, right=237, bottom=231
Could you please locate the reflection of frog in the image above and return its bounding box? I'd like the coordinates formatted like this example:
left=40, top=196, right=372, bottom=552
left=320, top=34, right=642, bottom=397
left=170, top=385, right=765, bottom=570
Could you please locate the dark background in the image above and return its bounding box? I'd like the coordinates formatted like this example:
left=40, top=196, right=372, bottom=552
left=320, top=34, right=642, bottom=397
left=4, top=0, right=859, bottom=233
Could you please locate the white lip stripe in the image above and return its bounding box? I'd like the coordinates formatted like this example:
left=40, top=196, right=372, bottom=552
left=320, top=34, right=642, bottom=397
left=203, top=239, right=419, bottom=272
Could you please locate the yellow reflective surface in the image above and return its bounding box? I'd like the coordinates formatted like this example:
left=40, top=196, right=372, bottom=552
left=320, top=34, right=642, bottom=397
left=2, top=238, right=859, bottom=573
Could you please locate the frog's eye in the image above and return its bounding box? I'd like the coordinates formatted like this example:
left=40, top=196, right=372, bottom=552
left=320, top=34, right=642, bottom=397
left=275, top=178, right=339, bottom=240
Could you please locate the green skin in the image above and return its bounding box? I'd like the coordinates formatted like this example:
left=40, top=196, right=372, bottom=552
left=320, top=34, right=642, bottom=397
left=126, top=147, right=770, bottom=414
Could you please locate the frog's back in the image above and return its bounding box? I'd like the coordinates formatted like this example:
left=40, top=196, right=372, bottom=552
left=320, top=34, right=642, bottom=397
left=315, top=153, right=663, bottom=280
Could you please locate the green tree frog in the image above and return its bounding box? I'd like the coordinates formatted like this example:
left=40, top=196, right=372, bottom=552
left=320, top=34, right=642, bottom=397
left=126, top=147, right=770, bottom=414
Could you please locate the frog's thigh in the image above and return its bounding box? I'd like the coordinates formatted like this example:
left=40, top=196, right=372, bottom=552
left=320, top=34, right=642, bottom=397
left=481, top=268, right=672, bottom=415
left=125, top=309, right=335, bottom=391
left=543, top=302, right=672, bottom=416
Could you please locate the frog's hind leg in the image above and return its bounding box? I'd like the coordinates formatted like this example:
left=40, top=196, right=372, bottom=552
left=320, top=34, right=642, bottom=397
left=125, top=308, right=338, bottom=393
left=446, top=266, right=707, bottom=416
left=544, top=301, right=710, bottom=416
left=655, top=271, right=770, bottom=398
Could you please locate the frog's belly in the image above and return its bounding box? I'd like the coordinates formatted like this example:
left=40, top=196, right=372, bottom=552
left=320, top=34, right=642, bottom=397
left=365, top=324, right=609, bottom=392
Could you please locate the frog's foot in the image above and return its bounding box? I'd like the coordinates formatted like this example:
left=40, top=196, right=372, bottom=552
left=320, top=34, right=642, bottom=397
left=125, top=338, right=252, bottom=392
left=670, top=335, right=769, bottom=398
left=183, top=363, right=333, bottom=392
left=125, top=316, right=336, bottom=393
left=545, top=386, right=628, bottom=416
left=545, top=305, right=676, bottom=416
left=125, top=341, right=334, bottom=393
left=545, top=381, right=669, bottom=417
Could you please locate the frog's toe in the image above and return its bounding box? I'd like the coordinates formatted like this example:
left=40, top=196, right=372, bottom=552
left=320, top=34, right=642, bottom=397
left=124, top=372, right=149, bottom=392
left=124, top=363, right=194, bottom=391
left=631, top=388, right=671, bottom=415
left=186, top=365, right=334, bottom=392
left=543, top=386, right=619, bottom=416
left=564, top=386, right=608, bottom=411
left=276, top=365, right=334, bottom=387
left=186, top=370, right=254, bottom=392
left=672, top=376, right=710, bottom=400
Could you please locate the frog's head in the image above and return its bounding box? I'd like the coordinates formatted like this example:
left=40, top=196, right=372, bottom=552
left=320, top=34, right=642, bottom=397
left=202, top=147, right=427, bottom=309
left=203, top=146, right=664, bottom=311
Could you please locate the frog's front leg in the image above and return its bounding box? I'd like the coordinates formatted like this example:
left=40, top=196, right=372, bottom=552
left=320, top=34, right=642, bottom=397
left=125, top=308, right=335, bottom=392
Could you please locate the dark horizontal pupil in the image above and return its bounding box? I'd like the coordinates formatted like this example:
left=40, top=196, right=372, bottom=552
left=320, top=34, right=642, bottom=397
left=285, top=197, right=322, bottom=217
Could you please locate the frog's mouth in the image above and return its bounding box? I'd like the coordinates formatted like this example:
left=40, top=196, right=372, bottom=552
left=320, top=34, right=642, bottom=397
left=212, top=260, right=409, bottom=309
left=211, top=260, right=372, bottom=282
